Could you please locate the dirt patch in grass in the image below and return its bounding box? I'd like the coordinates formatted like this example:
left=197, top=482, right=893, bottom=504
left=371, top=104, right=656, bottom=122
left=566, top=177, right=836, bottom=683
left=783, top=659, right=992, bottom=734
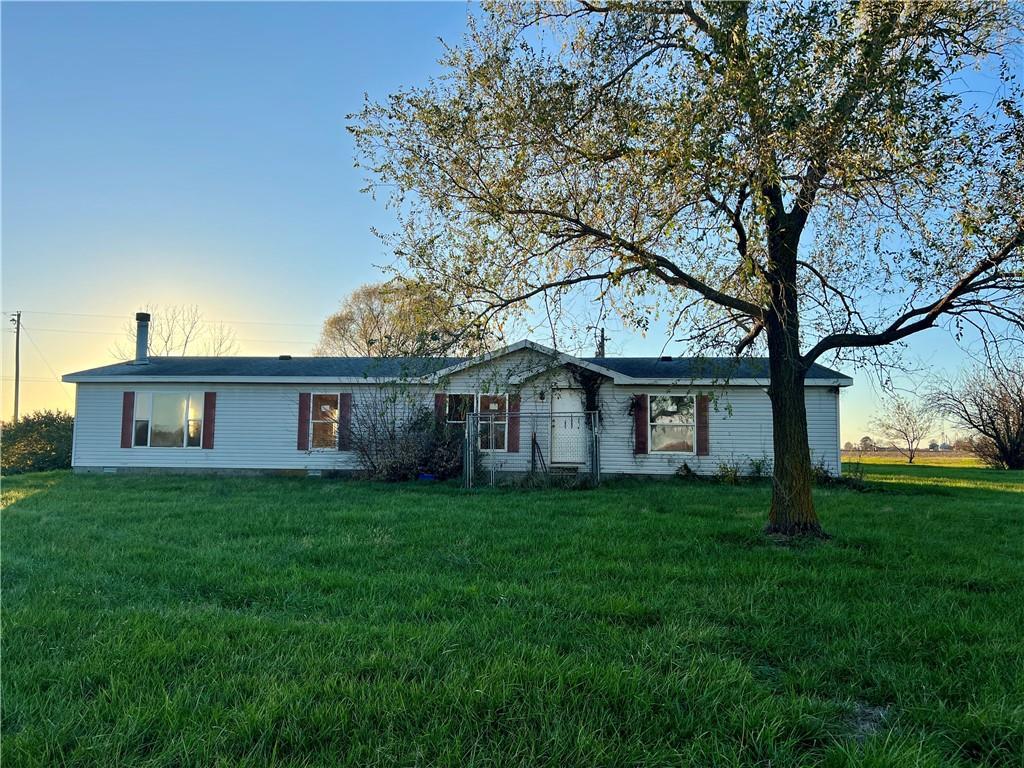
left=848, top=703, right=890, bottom=742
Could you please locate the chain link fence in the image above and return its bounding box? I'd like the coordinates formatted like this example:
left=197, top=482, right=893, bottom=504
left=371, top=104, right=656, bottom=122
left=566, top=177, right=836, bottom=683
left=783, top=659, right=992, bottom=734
left=461, top=410, right=601, bottom=488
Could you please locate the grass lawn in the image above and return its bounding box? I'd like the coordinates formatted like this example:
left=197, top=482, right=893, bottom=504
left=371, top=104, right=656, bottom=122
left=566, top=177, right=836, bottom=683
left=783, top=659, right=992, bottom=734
left=3, top=465, right=1022, bottom=767
left=841, top=451, right=985, bottom=468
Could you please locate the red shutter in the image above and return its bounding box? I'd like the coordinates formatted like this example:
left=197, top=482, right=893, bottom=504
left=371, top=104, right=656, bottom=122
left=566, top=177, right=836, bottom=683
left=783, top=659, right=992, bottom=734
left=633, top=394, right=649, bottom=455
left=434, top=393, right=447, bottom=427
left=338, top=393, right=352, bottom=450
left=120, top=392, right=135, bottom=448
left=696, top=394, right=710, bottom=456
left=297, top=392, right=311, bottom=450
left=201, top=392, right=217, bottom=449
left=507, top=394, right=521, bottom=453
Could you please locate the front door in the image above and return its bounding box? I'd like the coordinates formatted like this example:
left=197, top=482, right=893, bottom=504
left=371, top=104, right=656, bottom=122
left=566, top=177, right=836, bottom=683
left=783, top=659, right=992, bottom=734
left=550, top=388, right=587, bottom=465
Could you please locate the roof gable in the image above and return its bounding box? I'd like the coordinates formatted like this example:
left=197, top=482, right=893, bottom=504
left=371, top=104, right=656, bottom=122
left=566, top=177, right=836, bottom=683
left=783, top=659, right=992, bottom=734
left=425, top=340, right=628, bottom=384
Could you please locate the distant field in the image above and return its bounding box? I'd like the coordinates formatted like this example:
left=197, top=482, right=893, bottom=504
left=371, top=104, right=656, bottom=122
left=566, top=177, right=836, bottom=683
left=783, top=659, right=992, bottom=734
left=4, top=465, right=1022, bottom=767
left=841, top=450, right=984, bottom=468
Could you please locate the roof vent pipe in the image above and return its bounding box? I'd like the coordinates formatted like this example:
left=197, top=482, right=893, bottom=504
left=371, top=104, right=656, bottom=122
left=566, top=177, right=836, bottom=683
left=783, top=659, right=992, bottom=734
left=134, top=312, right=151, bottom=365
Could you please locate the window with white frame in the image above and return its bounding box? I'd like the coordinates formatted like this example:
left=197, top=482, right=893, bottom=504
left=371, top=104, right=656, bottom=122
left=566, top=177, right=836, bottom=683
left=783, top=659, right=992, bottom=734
left=310, top=394, right=340, bottom=449
left=649, top=394, right=695, bottom=453
left=477, top=394, right=507, bottom=451
left=445, top=394, right=475, bottom=424
left=133, top=392, right=204, bottom=448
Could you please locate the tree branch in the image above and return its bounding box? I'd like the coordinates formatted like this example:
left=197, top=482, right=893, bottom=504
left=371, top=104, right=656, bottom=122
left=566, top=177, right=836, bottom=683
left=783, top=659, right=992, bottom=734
left=802, top=227, right=1024, bottom=364
left=508, top=205, right=764, bottom=316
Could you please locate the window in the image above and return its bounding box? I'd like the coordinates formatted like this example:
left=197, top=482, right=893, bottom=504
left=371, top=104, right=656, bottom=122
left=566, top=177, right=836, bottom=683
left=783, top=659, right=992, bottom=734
left=133, top=392, right=204, bottom=448
left=446, top=394, right=474, bottom=424
left=134, top=394, right=151, bottom=447
left=186, top=395, right=203, bottom=447
left=310, top=394, right=339, bottom=449
left=478, top=394, right=507, bottom=451
left=649, top=395, right=695, bottom=453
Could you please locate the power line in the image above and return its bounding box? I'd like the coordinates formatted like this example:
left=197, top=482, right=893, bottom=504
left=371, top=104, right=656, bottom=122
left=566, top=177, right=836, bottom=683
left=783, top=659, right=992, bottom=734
left=15, top=309, right=322, bottom=329
left=21, top=327, right=317, bottom=346
left=0, top=376, right=68, bottom=383
left=16, top=326, right=121, bottom=336
left=20, top=326, right=75, bottom=405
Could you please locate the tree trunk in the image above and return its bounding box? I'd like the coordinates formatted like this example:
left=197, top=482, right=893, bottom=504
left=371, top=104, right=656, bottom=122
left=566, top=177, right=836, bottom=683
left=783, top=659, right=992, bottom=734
left=765, top=347, right=825, bottom=536
left=762, top=193, right=826, bottom=538
left=763, top=298, right=827, bottom=537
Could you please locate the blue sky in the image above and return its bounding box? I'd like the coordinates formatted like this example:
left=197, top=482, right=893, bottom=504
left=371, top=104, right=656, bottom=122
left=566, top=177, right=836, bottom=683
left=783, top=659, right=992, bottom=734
left=0, top=2, right=981, bottom=442
left=2, top=2, right=471, bottom=413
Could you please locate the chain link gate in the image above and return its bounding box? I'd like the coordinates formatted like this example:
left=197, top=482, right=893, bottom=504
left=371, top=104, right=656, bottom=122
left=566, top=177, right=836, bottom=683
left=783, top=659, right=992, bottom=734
left=462, top=410, right=600, bottom=488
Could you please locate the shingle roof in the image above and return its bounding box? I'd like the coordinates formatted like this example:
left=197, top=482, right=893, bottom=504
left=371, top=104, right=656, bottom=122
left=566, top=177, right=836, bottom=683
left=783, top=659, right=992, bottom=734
left=64, top=356, right=465, bottom=379
left=580, top=357, right=847, bottom=380
left=64, top=352, right=848, bottom=382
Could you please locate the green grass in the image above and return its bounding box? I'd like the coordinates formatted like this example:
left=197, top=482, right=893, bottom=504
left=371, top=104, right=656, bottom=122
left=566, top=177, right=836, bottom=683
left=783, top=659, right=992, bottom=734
left=3, top=464, right=1022, bottom=767
left=842, top=451, right=985, bottom=468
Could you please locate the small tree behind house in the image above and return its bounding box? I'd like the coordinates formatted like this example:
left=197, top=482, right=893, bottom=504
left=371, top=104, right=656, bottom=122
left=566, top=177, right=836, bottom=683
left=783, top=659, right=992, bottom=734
left=316, top=281, right=495, bottom=358
left=871, top=396, right=936, bottom=464
left=114, top=304, right=238, bottom=358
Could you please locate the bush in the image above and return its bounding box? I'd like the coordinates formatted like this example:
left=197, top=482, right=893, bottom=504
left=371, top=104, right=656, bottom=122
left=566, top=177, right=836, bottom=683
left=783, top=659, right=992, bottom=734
left=844, top=460, right=866, bottom=483
left=374, top=416, right=464, bottom=482
left=675, top=462, right=698, bottom=481
left=810, top=458, right=834, bottom=485
left=812, top=457, right=868, bottom=491
left=716, top=461, right=741, bottom=485
left=347, top=395, right=466, bottom=481
left=748, top=456, right=772, bottom=479
left=1, top=410, right=74, bottom=474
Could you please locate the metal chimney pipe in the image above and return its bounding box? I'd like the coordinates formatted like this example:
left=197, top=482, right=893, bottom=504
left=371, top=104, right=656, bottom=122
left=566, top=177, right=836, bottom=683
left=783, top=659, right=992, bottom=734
left=134, top=312, right=151, bottom=364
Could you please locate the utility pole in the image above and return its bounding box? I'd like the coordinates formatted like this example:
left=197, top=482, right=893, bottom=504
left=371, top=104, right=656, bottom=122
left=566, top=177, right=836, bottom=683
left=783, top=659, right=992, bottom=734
left=595, top=327, right=607, bottom=358
left=11, top=311, right=21, bottom=423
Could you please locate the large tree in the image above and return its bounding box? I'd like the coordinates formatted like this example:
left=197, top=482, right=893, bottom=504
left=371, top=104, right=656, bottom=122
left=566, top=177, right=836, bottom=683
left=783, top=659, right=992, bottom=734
left=352, top=1, right=1024, bottom=535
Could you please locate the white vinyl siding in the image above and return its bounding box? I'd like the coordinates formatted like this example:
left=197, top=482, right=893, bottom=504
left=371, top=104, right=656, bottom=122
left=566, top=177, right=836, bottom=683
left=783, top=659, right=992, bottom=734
left=70, top=351, right=842, bottom=476
left=597, top=385, right=841, bottom=476
left=73, top=384, right=392, bottom=471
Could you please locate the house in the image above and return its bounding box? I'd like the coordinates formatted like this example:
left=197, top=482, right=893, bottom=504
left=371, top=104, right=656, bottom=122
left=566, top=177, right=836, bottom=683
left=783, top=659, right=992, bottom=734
left=63, top=313, right=853, bottom=477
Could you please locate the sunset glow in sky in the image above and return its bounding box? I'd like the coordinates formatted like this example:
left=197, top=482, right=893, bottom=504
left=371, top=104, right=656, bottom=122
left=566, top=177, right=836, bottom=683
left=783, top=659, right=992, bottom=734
left=1, top=2, right=986, bottom=444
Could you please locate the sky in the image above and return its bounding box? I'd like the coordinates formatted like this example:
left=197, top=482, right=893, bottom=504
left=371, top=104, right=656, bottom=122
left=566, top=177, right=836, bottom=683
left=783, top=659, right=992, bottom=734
left=0, top=1, right=986, bottom=444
